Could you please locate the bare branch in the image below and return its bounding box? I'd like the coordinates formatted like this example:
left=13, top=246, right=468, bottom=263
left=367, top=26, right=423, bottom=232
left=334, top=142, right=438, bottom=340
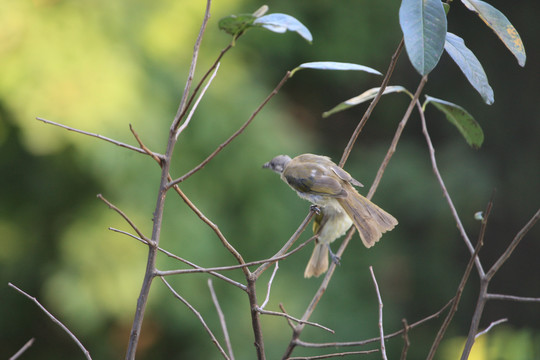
left=208, top=279, right=235, bottom=360
left=36, top=117, right=161, bottom=158
left=288, top=349, right=379, bottom=359
left=400, top=319, right=410, bottom=360
left=279, top=303, right=296, bottom=330
left=475, top=318, right=508, bottom=339
left=169, top=70, right=292, bottom=187
left=369, top=266, right=387, bottom=360
left=486, top=208, right=540, bottom=281
left=253, top=211, right=315, bottom=277
left=129, top=125, right=164, bottom=165
left=173, top=186, right=246, bottom=268
left=9, top=338, right=35, bottom=360
left=172, top=0, right=213, bottom=130
left=426, top=198, right=491, bottom=360
left=367, top=73, right=426, bottom=199
left=160, top=277, right=229, bottom=359
left=260, top=262, right=279, bottom=310
left=255, top=307, right=334, bottom=334
left=175, top=62, right=221, bottom=140
left=339, top=38, right=404, bottom=167
left=486, top=293, right=540, bottom=302
left=282, top=228, right=355, bottom=358
left=418, top=100, right=485, bottom=278
left=8, top=283, right=92, bottom=360
left=97, top=194, right=152, bottom=246
left=108, top=227, right=246, bottom=290
left=461, top=209, right=539, bottom=359
left=295, top=297, right=454, bottom=349
left=156, top=235, right=315, bottom=276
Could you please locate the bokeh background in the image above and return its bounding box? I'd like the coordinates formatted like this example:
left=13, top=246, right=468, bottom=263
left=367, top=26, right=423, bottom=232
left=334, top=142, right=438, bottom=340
left=1, top=0, right=538, bottom=359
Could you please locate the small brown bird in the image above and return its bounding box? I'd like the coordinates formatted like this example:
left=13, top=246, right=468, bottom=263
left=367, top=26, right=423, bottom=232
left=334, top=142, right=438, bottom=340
left=263, top=153, right=398, bottom=277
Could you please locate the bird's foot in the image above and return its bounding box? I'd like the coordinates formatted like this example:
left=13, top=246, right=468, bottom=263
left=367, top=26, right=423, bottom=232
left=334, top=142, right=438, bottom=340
left=310, top=204, right=321, bottom=215
left=328, top=246, right=341, bottom=266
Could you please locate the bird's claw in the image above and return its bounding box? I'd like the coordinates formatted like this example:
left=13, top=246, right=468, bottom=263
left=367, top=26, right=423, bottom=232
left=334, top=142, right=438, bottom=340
left=310, top=204, right=321, bottom=215
left=329, top=252, right=341, bottom=266
left=327, top=245, right=341, bottom=265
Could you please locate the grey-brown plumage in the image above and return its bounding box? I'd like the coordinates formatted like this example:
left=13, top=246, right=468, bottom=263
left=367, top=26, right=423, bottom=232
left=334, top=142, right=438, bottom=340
left=263, top=153, right=398, bottom=277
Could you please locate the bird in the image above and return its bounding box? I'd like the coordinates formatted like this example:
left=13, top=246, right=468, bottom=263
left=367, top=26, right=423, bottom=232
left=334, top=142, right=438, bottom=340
left=263, top=153, right=398, bottom=277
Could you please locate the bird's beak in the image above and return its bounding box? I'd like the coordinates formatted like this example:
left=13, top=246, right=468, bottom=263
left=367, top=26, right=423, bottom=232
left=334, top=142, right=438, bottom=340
left=262, top=162, right=271, bottom=169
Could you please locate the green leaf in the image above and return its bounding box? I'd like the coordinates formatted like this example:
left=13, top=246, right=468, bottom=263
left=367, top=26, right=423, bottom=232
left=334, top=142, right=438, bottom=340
left=443, top=3, right=451, bottom=15
left=445, top=32, right=494, bottom=105
left=323, top=86, right=412, bottom=118
left=399, top=0, right=448, bottom=75
left=218, top=14, right=257, bottom=37
left=290, top=62, right=382, bottom=77
left=253, top=13, right=313, bottom=43
left=424, top=96, right=484, bottom=148
left=461, top=0, right=526, bottom=66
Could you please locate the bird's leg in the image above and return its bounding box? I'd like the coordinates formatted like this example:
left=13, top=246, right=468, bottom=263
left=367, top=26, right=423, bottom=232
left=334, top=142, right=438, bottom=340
left=327, top=244, right=341, bottom=265
left=310, top=204, right=321, bottom=215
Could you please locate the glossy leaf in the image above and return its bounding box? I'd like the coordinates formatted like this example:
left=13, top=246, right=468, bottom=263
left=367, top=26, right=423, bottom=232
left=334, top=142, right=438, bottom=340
left=445, top=32, right=494, bottom=105
left=290, top=62, right=381, bottom=77
left=323, top=86, right=412, bottom=118
left=253, top=13, right=313, bottom=43
left=461, top=0, right=526, bottom=66
left=424, top=96, right=484, bottom=148
left=218, top=14, right=257, bottom=37
left=399, top=0, right=447, bottom=75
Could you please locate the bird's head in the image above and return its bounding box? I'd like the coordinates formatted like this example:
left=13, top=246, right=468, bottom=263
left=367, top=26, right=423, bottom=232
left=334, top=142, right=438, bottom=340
left=262, top=155, right=292, bottom=174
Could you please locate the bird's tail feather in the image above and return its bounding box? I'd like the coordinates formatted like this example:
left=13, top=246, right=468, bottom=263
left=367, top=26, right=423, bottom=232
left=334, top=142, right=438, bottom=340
left=304, top=242, right=329, bottom=278
left=337, top=189, right=398, bottom=248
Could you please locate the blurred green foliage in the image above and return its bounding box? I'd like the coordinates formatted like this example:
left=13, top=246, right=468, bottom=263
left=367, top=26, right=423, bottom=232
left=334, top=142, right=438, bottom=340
left=1, top=0, right=538, bottom=359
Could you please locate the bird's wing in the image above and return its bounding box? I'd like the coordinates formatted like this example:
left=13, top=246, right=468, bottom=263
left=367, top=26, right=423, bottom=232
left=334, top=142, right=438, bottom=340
left=283, top=163, right=346, bottom=197
left=331, top=166, right=364, bottom=187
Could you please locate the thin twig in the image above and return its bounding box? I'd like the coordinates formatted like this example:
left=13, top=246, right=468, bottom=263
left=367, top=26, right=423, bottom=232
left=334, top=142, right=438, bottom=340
left=461, top=209, right=540, bottom=360
left=8, top=283, right=92, bottom=360
left=339, top=38, right=404, bottom=167
left=486, top=294, right=540, bottom=302
left=108, top=227, right=246, bottom=290
left=175, top=62, right=221, bottom=140
left=208, top=279, right=235, bottom=360
left=475, top=318, right=508, bottom=339
left=174, top=186, right=246, bottom=269
left=9, top=338, right=35, bottom=360
left=486, top=208, right=540, bottom=281
left=97, top=194, right=152, bottom=245
left=426, top=198, right=491, bottom=360
left=169, top=70, right=292, bottom=187
left=367, top=73, right=426, bottom=199
left=255, top=307, right=334, bottom=333
left=253, top=211, right=315, bottom=277
left=157, top=235, right=316, bottom=276
left=288, top=349, right=379, bottom=359
left=36, top=117, right=161, bottom=158
left=279, top=303, right=296, bottom=330
left=418, top=100, right=485, bottom=278
left=400, top=319, right=410, bottom=360
left=172, top=0, right=213, bottom=130
left=282, top=229, right=355, bottom=359
left=129, top=125, right=163, bottom=165
left=294, top=297, right=454, bottom=348
left=260, top=262, right=279, bottom=310
left=160, top=277, right=229, bottom=359
left=369, top=266, right=387, bottom=360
